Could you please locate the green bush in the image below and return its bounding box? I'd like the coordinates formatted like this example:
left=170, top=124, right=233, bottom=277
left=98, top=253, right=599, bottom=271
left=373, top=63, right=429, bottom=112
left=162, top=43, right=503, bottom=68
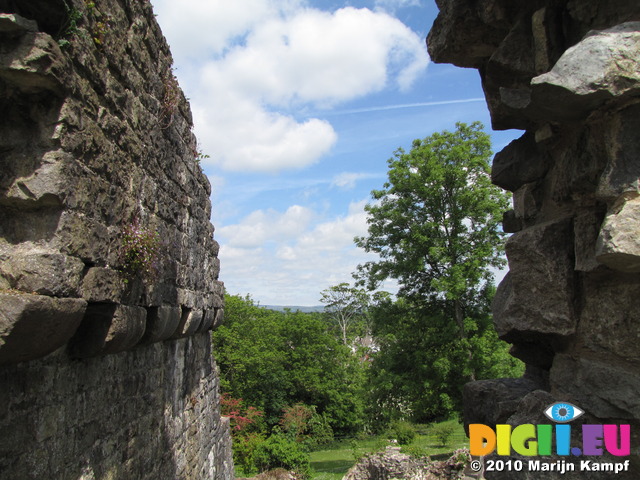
left=306, top=412, right=334, bottom=448
left=431, top=422, right=456, bottom=447
left=253, top=434, right=311, bottom=479
left=233, top=433, right=265, bottom=475
left=401, top=444, right=429, bottom=459
left=388, top=421, right=416, bottom=445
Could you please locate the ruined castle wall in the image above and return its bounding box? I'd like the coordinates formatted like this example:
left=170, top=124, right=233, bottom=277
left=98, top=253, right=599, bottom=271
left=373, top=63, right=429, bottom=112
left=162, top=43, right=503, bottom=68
left=0, top=0, right=232, bottom=477
left=428, top=1, right=640, bottom=478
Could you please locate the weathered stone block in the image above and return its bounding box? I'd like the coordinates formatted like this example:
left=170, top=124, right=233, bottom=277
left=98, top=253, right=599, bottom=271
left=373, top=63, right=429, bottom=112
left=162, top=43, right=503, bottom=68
left=56, top=211, right=112, bottom=264
left=492, top=131, right=550, bottom=191
left=427, top=0, right=514, bottom=68
left=69, top=304, right=147, bottom=358
left=505, top=389, right=556, bottom=426
left=596, top=196, right=640, bottom=272
left=0, top=13, right=37, bottom=33
left=0, top=251, right=85, bottom=297
left=197, top=308, right=216, bottom=333
left=0, top=292, right=86, bottom=365
left=551, top=354, right=640, bottom=419
left=579, top=273, right=640, bottom=361
left=574, top=211, right=606, bottom=272
left=512, top=182, right=539, bottom=222
left=0, top=17, right=68, bottom=95
left=597, top=104, right=640, bottom=202
left=530, top=22, right=640, bottom=122
left=81, top=267, right=124, bottom=303
left=493, top=218, right=576, bottom=342
left=140, top=305, right=181, bottom=343
left=463, top=378, right=538, bottom=430
left=171, top=308, right=204, bottom=339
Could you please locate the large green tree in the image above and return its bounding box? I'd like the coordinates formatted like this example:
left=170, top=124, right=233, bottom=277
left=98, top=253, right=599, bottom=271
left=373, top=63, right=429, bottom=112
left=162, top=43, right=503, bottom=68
left=355, top=121, right=509, bottom=340
left=355, top=122, right=518, bottom=421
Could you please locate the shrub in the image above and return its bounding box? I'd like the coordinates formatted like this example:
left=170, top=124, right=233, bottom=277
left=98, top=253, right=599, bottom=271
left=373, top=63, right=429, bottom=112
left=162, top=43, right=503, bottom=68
left=280, top=404, right=313, bottom=442
left=234, top=433, right=266, bottom=475
left=431, top=422, right=456, bottom=447
left=220, top=394, right=264, bottom=434
left=388, top=420, right=416, bottom=445
left=279, top=404, right=334, bottom=448
left=401, top=443, right=429, bottom=459
left=306, top=412, right=334, bottom=448
left=253, top=434, right=311, bottom=479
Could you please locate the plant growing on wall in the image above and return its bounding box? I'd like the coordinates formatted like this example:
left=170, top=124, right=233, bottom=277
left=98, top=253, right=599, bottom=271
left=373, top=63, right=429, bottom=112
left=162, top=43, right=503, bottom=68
left=57, top=1, right=83, bottom=48
left=159, top=69, right=180, bottom=129
left=118, top=220, right=161, bottom=283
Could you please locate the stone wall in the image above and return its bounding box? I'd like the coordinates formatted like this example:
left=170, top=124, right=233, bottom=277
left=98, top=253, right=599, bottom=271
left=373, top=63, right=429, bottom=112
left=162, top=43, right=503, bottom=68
left=428, top=1, right=640, bottom=478
left=0, top=334, right=232, bottom=479
left=0, top=0, right=232, bottom=478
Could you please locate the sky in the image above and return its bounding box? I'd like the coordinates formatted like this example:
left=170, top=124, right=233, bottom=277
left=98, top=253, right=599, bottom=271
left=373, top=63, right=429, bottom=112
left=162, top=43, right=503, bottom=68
left=150, top=0, right=521, bottom=306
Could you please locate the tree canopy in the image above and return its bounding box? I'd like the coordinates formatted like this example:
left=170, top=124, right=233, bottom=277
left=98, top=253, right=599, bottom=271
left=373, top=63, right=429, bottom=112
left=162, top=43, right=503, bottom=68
left=355, top=121, right=509, bottom=338
left=354, top=122, right=520, bottom=421
left=212, top=293, right=366, bottom=434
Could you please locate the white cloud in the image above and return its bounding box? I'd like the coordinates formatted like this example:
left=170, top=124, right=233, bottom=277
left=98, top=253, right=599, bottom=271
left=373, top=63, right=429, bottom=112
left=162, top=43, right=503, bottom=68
left=217, top=200, right=386, bottom=305
left=151, top=0, right=302, bottom=59
left=153, top=0, right=429, bottom=173
left=217, top=7, right=427, bottom=105
left=194, top=98, right=337, bottom=172
left=331, top=172, right=382, bottom=189
left=217, top=205, right=315, bottom=248
left=374, top=0, right=421, bottom=12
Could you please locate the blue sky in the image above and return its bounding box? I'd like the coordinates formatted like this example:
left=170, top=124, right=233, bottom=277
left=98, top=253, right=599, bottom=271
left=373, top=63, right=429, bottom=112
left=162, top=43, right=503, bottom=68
left=151, top=0, right=520, bottom=305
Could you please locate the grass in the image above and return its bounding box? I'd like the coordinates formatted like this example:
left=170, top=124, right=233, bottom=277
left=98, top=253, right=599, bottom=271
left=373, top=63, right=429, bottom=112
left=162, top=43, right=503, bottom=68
left=309, top=420, right=468, bottom=480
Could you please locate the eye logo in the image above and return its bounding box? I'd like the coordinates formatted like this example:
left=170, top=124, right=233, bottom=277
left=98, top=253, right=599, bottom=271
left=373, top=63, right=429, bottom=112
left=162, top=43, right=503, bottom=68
left=544, top=402, right=584, bottom=423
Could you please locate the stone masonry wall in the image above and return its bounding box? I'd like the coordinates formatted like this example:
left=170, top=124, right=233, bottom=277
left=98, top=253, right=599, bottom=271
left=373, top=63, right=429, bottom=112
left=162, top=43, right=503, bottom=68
left=428, top=1, right=640, bottom=478
left=0, top=0, right=232, bottom=478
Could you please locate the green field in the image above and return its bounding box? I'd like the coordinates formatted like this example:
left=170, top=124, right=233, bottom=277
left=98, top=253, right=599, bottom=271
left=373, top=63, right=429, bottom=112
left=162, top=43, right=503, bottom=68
left=310, top=421, right=469, bottom=480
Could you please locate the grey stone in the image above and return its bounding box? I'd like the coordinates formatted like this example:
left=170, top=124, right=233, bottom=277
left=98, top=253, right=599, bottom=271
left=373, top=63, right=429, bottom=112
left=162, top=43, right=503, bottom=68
left=596, top=196, right=640, bottom=272
left=197, top=308, right=216, bottom=333
left=0, top=292, right=87, bottom=365
left=0, top=14, right=38, bottom=34
left=493, top=218, right=576, bottom=342
left=69, top=304, right=147, bottom=358
left=574, top=211, right=605, bottom=272
left=530, top=22, right=640, bottom=122
left=0, top=28, right=67, bottom=95
left=171, top=308, right=204, bottom=339
left=492, top=131, right=550, bottom=192
left=344, top=446, right=472, bottom=480
left=0, top=251, right=85, bottom=297
left=579, top=273, right=640, bottom=361
left=501, top=210, right=522, bottom=233
left=140, top=305, right=181, bottom=343
left=550, top=354, right=640, bottom=419
left=0, top=0, right=231, bottom=477
left=505, top=389, right=555, bottom=426
left=428, top=3, right=640, bottom=477
left=511, top=182, right=539, bottom=222
left=597, top=103, right=640, bottom=202
left=81, top=267, right=125, bottom=303
left=427, top=0, right=517, bottom=69
left=463, top=378, right=538, bottom=430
